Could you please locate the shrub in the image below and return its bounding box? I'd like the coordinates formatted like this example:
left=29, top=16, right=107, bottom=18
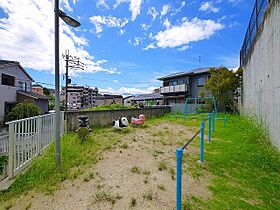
left=83, top=103, right=135, bottom=111
left=0, top=155, right=8, bottom=175
left=9, top=101, right=42, bottom=120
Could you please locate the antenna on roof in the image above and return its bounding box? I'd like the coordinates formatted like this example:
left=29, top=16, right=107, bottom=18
left=198, top=56, right=202, bottom=68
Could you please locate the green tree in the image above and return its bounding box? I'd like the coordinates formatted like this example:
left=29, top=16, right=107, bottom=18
left=9, top=101, right=42, bottom=120
left=43, top=87, right=50, bottom=96
left=205, top=67, right=243, bottom=113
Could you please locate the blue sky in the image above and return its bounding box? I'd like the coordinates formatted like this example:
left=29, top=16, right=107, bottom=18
left=0, top=0, right=254, bottom=95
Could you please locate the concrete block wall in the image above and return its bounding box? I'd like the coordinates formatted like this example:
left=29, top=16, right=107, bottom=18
left=243, top=3, right=280, bottom=149
left=65, top=106, right=171, bottom=131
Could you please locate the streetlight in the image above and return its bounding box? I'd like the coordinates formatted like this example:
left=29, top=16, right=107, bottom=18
left=54, top=0, right=80, bottom=167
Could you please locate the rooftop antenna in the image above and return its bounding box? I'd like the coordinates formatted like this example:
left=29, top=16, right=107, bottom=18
left=198, top=56, right=202, bottom=68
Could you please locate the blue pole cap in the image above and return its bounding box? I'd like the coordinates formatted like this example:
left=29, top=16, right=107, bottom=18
left=176, top=148, right=183, bottom=158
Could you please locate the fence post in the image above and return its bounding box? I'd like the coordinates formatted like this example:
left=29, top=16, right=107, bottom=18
left=176, top=148, right=183, bottom=210
left=38, top=117, right=42, bottom=154
left=8, top=123, right=15, bottom=179
left=200, top=121, right=205, bottom=162
left=208, top=113, right=211, bottom=143
left=211, top=111, right=215, bottom=132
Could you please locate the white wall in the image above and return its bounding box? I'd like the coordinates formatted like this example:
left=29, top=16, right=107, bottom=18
left=243, top=4, right=280, bottom=149
left=0, top=85, right=17, bottom=122
left=0, top=63, right=33, bottom=123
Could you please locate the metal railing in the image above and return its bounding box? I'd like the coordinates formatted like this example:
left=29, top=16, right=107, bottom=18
left=240, top=0, right=269, bottom=66
left=0, top=134, right=9, bottom=155
left=5, top=112, right=64, bottom=179
left=160, top=84, right=188, bottom=94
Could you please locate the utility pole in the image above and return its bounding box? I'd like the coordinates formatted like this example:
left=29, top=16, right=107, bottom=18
left=54, top=0, right=60, bottom=167
left=62, top=50, right=85, bottom=111
left=198, top=56, right=202, bottom=68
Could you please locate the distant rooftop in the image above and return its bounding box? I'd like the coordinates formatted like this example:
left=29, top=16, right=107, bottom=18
left=17, top=90, right=49, bottom=100
left=157, top=67, right=216, bottom=80
left=131, top=93, right=163, bottom=101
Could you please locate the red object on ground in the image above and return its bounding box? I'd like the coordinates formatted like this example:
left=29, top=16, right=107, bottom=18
left=131, top=114, right=145, bottom=125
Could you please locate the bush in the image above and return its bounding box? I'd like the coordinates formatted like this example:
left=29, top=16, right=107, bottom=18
left=83, top=103, right=135, bottom=111
left=9, top=101, right=42, bottom=120
left=0, top=155, right=8, bottom=175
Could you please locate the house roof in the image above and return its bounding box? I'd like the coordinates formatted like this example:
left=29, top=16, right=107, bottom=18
left=0, top=60, right=34, bottom=82
left=124, top=95, right=135, bottom=100
left=104, top=94, right=123, bottom=99
left=17, top=90, right=49, bottom=100
left=157, top=67, right=216, bottom=81
left=131, top=93, right=163, bottom=101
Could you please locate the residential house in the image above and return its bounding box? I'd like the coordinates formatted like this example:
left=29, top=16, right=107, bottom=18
left=124, top=96, right=135, bottom=106
left=0, top=60, right=49, bottom=124
left=130, top=93, right=163, bottom=106
left=158, top=67, right=214, bottom=105
left=93, top=94, right=124, bottom=107
left=104, top=94, right=123, bottom=104
left=32, top=84, right=45, bottom=95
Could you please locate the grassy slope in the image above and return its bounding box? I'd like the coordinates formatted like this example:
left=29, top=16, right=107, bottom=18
left=183, top=115, right=280, bottom=209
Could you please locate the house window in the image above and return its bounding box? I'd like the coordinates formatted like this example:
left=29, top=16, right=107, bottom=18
left=2, top=74, right=15, bottom=86
left=197, top=78, right=206, bottom=87
left=18, top=81, right=27, bottom=91
left=169, top=80, right=178, bottom=86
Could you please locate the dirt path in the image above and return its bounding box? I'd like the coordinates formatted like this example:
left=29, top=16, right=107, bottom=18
left=10, top=122, right=211, bottom=210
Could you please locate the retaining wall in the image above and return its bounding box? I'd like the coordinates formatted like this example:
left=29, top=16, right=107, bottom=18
left=65, top=106, right=171, bottom=131
left=243, top=3, right=280, bottom=149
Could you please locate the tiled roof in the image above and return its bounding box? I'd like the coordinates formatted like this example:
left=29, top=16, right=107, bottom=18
left=17, top=90, right=49, bottom=100
left=130, top=93, right=163, bottom=101
left=157, top=67, right=216, bottom=80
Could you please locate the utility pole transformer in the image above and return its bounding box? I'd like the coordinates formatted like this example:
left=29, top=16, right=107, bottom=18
left=62, top=50, right=85, bottom=111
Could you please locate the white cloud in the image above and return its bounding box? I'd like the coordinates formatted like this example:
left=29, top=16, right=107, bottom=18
left=163, top=18, right=171, bottom=29
left=130, top=0, right=142, bottom=21
left=128, top=37, right=142, bottom=46
left=199, top=1, right=220, bottom=13
left=147, top=17, right=224, bottom=50
left=171, top=1, right=186, bottom=16
left=89, top=15, right=129, bottom=34
left=141, top=23, right=151, bottom=31
left=177, top=45, right=189, bottom=51
left=228, top=0, right=243, bottom=5
left=160, top=4, right=171, bottom=18
left=147, top=7, right=158, bottom=20
left=142, top=43, right=156, bottom=51
left=96, top=0, right=110, bottom=10
left=114, top=0, right=143, bottom=21
left=99, top=86, right=157, bottom=95
left=0, top=0, right=116, bottom=75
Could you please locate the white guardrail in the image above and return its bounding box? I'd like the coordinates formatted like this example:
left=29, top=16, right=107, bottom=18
left=2, top=112, right=64, bottom=179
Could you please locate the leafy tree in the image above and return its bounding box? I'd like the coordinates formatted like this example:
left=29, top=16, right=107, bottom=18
left=43, top=87, right=50, bottom=96
left=205, top=67, right=243, bottom=113
left=9, top=101, right=42, bottom=120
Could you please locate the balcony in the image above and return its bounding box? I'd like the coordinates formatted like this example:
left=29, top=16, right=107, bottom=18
left=160, top=84, right=188, bottom=94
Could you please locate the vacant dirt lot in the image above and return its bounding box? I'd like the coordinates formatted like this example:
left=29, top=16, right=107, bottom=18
left=8, top=122, right=211, bottom=210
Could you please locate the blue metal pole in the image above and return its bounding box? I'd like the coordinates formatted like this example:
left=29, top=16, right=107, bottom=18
left=208, top=113, right=211, bottom=143
left=200, top=121, right=205, bottom=162
left=176, top=148, right=183, bottom=210
left=224, top=117, right=227, bottom=128
left=211, top=111, right=215, bottom=132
